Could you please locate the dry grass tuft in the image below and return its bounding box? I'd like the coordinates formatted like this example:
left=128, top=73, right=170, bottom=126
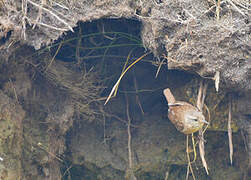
left=44, top=60, right=103, bottom=121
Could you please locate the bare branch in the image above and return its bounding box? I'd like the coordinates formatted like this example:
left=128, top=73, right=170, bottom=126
left=27, top=0, right=74, bottom=32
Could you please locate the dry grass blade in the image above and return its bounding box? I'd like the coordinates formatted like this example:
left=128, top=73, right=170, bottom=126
left=45, top=42, right=63, bottom=72
left=214, top=71, right=220, bottom=92
left=203, top=104, right=211, bottom=134
left=228, top=95, right=233, bottom=165
left=104, top=53, right=149, bottom=105
left=114, top=50, right=133, bottom=97
left=155, top=58, right=165, bottom=78
left=199, top=129, right=209, bottom=175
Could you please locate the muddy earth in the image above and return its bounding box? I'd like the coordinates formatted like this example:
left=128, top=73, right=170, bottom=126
left=0, top=0, right=250, bottom=179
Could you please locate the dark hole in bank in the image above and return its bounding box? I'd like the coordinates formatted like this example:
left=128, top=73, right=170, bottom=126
left=46, top=18, right=197, bottom=180
left=0, top=30, right=12, bottom=46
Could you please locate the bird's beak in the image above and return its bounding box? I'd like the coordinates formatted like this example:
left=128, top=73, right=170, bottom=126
left=202, top=118, right=209, bottom=125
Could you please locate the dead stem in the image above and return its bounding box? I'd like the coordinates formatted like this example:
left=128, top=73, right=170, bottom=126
left=133, top=71, right=144, bottom=115
left=9, top=78, right=19, bottom=103
left=201, top=83, right=208, bottom=108
left=186, top=135, right=196, bottom=180
left=22, top=0, right=27, bottom=40
left=164, top=171, right=169, bottom=180
left=227, top=0, right=246, bottom=16
left=125, top=94, right=137, bottom=180
left=214, top=71, right=220, bottom=92
left=76, top=26, right=82, bottom=65
left=202, top=104, right=210, bottom=135
left=216, top=0, right=221, bottom=21
left=196, top=81, right=203, bottom=110
left=37, top=142, right=63, bottom=162
left=228, top=94, right=233, bottom=165
left=197, top=80, right=209, bottom=175
left=199, top=129, right=209, bottom=175
left=27, top=0, right=73, bottom=32
left=32, top=0, right=45, bottom=29
left=62, top=164, right=72, bottom=178
left=45, top=42, right=62, bottom=72
left=101, top=106, right=107, bottom=144
left=241, top=129, right=248, bottom=152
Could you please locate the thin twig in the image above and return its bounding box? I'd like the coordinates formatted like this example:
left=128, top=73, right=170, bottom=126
left=126, top=97, right=133, bottom=169
left=133, top=71, right=144, bottom=115
left=165, top=171, right=169, bottom=180
left=28, top=17, right=69, bottom=31
left=228, top=94, right=233, bottom=165
left=45, top=42, right=63, bottom=72
left=186, top=135, right=196, bottom=180
left=27, top=0, right=73, bottom=32
left=216, top=0, right=221, bottom=21
left=227, top=0, right=246, bottom=16
left=104, top=113, right=139, bottom=128
left=32, top=0, right=45, bottom=29
left=241, top=129, right=248, bottom=152
left=50, top=0, right=69, bottom=10
left=22, top=0, right=27, bottom=40
left=232, top=0, right=251, bottom=11
left=125, top=94, right=137, bottom=180
left=62, top=164, right=72, bottom=177
left=76, top=26, right=82, bottom=65
left=9, top=78, right=19, bottom=103
left=186, top=164, right=189, bottom=180
left=37, top=142, right=63, bottom=162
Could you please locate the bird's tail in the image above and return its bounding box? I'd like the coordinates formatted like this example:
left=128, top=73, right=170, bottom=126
left=163, top=88, right=176, bottom=104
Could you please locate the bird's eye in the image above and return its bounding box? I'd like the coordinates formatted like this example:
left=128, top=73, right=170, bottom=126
left=186, top=115, right=198, bottom=121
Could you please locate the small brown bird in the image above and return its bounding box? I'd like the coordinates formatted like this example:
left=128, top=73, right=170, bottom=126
left=163, top=88, right=208, bottom=134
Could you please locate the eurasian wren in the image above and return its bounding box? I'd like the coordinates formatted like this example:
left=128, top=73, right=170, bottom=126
left=163, top=88, right=208, bottom=134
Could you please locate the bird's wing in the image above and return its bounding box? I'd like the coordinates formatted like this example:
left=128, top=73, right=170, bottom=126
left=168, top=102, right=185, bottom=106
